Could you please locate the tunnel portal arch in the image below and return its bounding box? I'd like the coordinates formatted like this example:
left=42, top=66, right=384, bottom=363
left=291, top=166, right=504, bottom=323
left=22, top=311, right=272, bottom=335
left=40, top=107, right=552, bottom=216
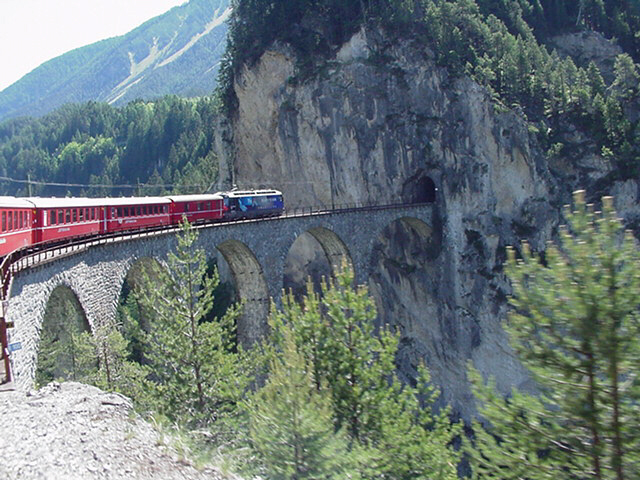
left=402, top=175, right=437, bottom=204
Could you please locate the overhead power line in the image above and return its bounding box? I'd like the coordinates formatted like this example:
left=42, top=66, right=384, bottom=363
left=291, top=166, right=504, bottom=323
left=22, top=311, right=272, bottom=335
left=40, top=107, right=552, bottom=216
left=0, top=175, right=329, bottom=190
left=0, top=175, right=209, bottom=190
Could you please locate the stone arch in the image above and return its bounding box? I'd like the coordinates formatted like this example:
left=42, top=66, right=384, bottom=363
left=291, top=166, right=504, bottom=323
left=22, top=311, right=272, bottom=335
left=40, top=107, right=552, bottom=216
left=216, top=240, right=269, bottom=346
left=36, top=284, right=93, bottom=385
left=283, top=226, right=353, bottom=299
left=368, top=216, right=442, bottom=382
left=117, top=257, right=166, bottom=363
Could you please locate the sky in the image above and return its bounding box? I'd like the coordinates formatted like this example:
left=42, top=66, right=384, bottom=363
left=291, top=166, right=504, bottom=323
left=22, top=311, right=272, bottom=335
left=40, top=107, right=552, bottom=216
left=0, top=0, right=187, bottom=92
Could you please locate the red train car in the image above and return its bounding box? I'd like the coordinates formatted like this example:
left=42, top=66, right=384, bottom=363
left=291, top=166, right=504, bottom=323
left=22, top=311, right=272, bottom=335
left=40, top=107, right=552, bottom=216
left=166, top=194, right=224, bottom=225
left=104, top=197, right=171, bottom=233
left=0, top=197, right=35, bottom=257
left=30, top=198, right=105, bottom=245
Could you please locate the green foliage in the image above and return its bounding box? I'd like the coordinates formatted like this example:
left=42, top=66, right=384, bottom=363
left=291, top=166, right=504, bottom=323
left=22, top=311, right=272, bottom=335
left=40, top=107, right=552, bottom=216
left=134, top=219, right=249, bottom=428
left=247, top=324, right=354, bottom=479
left=0, top=96, right=219, bottom=196
left=82, top=322, right=151, bottom=402
left=264, top=263, right=460, bottom=479
left=467, top=191, right=640, bottom=479
left=35, top=287, right=97, bottom=386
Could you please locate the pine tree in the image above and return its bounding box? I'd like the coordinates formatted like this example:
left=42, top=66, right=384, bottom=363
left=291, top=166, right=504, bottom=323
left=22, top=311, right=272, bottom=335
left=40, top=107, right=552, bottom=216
left=467, top=191, right=640, bottom=480
left=270, top=262, right=460, bottom=479
left=612, top=53, right=639, bottom=100
left=81, top=321, right=151, bottom=404
left=247, top=323, right=353, bottom=480
left=135, top=219, right=248, bottom=427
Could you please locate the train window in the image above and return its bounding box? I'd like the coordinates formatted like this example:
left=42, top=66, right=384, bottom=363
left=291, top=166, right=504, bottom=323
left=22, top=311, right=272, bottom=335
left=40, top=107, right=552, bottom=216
left=116, top=207, right=121, bottom=217
left=66, top=210, right=71, bottom=223
left=136, top=206, right=141, bottom=216
left=124, top=207, right=129, bottom=217
left=8, top=211, right=13, bottom=230
left=1, top=211, right=5, bottom=232
left=79, top=209, right=84, bottom=222
left=50, top=210, right=56, bottom=225
left=72, top=210, right=77, bottom=223
left=58, top=210, right=64, bottom=223
left=21, top=211, right=25, bottom=228
left=91, top=208, right=96, bottom=220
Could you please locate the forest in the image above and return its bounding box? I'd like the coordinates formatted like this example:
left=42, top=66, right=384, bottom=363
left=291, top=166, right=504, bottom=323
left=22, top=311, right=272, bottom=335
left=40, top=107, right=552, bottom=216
left=0, top=96, right=220, bottom=197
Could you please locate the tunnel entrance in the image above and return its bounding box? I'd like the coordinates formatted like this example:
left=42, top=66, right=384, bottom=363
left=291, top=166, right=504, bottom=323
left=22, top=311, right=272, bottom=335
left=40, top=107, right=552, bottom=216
left=402, top=175, right=436, bottom=204
left=36, top=285, right=94, bottom=386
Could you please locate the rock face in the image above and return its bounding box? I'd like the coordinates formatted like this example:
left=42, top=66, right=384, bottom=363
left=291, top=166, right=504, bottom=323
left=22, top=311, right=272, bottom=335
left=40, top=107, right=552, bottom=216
left=224, top=27, right=639, bottom=418
left=551, top=31, right=622, bottom=82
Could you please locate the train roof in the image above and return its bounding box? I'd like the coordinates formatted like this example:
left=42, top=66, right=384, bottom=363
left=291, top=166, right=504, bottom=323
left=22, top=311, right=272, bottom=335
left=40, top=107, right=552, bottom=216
left=165, top=194, right=223, bottom=203
left=23, top=197, right=171, bottom=208
left=25, top=197, right=110, bottom=208
left=0, top=196, right=36, bottom=209
left=217, top=189, right=282, bottom=198
left=103, top=197, right=171, bottom=207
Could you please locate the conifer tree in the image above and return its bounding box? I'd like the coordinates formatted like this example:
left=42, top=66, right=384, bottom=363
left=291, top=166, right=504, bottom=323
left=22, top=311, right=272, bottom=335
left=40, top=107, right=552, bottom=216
left=247, top=323, right=353, bottom=480
left=78, top=321, right=151, bottom=404
left=135, top=220, right=248, bottom=427
left=468, top=191, right=640, bottom=480
left=269, top=262, right=460, bottom=479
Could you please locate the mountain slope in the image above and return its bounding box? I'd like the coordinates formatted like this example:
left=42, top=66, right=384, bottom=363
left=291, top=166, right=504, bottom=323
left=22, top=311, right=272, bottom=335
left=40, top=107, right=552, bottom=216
left=0, top=0, right=230, bottom=122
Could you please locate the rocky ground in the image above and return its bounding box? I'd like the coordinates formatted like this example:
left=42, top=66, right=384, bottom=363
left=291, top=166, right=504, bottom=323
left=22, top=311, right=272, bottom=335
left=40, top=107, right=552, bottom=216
left=0, top=382, right=239, bottom=480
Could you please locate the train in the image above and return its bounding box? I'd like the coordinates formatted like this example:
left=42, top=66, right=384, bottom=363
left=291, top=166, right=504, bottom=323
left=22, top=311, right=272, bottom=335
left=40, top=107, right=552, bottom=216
left=0, top=189, right=284, bottom=258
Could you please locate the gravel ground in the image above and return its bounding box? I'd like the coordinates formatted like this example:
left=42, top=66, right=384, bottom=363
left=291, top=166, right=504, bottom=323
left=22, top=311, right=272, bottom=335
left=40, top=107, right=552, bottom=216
left=0, top=382, right=238, bottom=480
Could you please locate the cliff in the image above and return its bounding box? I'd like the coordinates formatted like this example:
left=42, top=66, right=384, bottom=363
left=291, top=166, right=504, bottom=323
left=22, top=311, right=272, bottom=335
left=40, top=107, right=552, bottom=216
left=223, top=28, right=640, bottom=418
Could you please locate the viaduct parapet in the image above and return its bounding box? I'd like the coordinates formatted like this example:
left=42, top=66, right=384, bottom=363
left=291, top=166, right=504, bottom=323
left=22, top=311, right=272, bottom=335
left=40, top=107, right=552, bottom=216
left=5, top=204, right=435, bottom=390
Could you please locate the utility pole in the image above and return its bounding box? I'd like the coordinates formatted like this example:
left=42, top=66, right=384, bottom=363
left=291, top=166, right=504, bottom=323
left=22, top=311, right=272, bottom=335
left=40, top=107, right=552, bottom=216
left=27, top=173, right=32, bottom=197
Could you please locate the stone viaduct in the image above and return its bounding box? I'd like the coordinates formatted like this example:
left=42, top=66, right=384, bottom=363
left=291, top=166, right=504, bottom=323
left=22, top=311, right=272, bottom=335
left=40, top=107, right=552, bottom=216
left=5, top=204, right=435, bottom=390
